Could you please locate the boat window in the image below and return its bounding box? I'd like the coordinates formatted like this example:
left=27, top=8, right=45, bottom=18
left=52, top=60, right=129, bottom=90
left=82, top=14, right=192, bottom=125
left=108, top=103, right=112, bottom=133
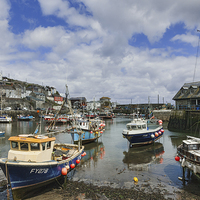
left=188, top=144, right=198, bottom=150
left=183, top=143, right=188, bottom=150
left=47, top=141, right=51, bottom=149
left=138, top=125, right=142, bottom=129
left=190, top=153, right=195, bottom=160
left=20, top=142, right=29, bottom=151
left=197, top=156, right=200, bottom=162
left=30, top=143, right=40, bottom=151
left=42, top=142, right=46, bottom=150
left=11, top=141, right=19, bottom=150
left=131, top=125, right=137, bottom=130
left=142, top=124, right=146, bottom=129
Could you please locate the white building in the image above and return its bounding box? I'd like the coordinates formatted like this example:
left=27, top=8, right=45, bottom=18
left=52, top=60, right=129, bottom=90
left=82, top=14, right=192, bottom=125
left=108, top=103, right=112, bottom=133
left=86, top=101, right=101, bottom=111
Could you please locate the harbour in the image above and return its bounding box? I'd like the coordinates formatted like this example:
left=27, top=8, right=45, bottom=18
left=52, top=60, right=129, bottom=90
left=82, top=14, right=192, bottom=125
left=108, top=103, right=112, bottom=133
left=0, top=117, right=200, bottom=199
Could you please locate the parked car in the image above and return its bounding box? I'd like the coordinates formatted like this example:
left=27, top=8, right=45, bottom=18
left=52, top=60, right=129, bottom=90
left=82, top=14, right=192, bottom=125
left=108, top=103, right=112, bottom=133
left=22, top=107, right=28, bottom=110
left=14, top=107, right=22, bottom=110
left=4, top=107, right=11, bottom=110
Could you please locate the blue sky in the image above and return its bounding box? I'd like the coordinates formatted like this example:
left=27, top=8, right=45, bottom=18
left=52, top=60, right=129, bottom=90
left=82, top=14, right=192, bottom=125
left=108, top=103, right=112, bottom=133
left=1, top=0, right=200, bottom=105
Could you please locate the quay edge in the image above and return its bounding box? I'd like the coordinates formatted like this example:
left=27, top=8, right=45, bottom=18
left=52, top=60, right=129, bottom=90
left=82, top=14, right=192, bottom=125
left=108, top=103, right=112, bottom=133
left=1, top=110, right=41, bottom=121
left=168, top=110, right=200, bottom=133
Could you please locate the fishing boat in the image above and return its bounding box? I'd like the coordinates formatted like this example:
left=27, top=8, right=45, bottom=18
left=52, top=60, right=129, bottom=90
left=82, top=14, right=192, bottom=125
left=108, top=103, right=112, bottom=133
left=0, top=130, right=5, bottom=137
left=0, top=114, right=12, bottom=123
left=122, top=117, right=164, bottom=147
left=69, top=118, right=105, bottom=144
left=0, top=129, right=85, bottom=199
left=44, top=114, right=69, bottom=124
left=17, top=115, right=34, bottom=121
left=99, top=111, right=113, bottom=119
left=175, top=136, right=200, bottom=176
left=85, top=112, right=98, bottom=119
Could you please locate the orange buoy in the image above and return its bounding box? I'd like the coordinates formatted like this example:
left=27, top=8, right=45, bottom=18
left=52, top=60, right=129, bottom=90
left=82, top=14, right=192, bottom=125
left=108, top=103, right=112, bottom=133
left=61, top=167, right=67, bottom=175
left=76, top=159, right=80, bottom=164
left=155, top=132, right=159, bottom=137
left=175, top=156, right=180, bottom=161
left=70, top=163, right=75, bottom=169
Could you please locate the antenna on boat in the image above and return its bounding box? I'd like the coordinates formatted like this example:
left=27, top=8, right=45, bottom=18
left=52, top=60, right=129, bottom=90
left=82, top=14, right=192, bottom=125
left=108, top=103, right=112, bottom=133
left=193, top=30, right=200, bottom=82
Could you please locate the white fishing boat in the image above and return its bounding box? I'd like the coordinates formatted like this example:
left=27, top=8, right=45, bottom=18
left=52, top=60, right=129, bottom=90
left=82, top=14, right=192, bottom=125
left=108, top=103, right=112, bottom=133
left=0, top=84, right=85, bottom=199
left=122, top=116, right=164, bottom=147
left=0, top=114, right=12, bottom=123
left=176, top=136, right=200, bottom=175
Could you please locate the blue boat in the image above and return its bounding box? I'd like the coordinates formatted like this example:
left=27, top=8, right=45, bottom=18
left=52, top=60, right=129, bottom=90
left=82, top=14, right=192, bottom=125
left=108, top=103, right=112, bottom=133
left=0, top=133, right=85, bottom=199
left=122, top=118, right=164, bottom=147
left=69, top=118, right=105, bottom=144
left=0, top=131, right=5, bottom=137
left=17, top=115, right=34, bottom=121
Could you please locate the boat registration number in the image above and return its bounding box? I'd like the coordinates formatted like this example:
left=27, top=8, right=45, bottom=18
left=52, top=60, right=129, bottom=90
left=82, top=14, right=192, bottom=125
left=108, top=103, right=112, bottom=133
left=30, top=168, right=49, bottom=174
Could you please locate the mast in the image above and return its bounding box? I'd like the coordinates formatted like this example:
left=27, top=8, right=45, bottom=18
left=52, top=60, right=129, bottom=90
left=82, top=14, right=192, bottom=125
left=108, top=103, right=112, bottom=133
left=65, top=83, right=82, bottom=151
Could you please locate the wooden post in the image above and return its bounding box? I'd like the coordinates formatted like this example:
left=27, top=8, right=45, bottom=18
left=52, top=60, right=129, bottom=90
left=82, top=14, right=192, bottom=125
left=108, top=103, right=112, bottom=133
left=182, top=167, right=185, bottom=185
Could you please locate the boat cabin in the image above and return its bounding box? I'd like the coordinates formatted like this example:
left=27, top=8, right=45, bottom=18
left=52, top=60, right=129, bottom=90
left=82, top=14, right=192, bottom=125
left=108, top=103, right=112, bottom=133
left=8, top=135, right=56, bottom=162
left=182, top=139, right=200, bottom=151
left=178, top=137, right=200, bottom=162
left=126, top=120, right=147, bottom=131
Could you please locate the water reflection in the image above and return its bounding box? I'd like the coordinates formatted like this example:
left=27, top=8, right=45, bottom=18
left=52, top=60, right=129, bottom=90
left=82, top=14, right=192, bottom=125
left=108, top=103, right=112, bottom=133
left=16, top=121, right=35, bottom=135
left=81, top=142, right=105, bottom=165
left=122, top=142, right=164, bottom=171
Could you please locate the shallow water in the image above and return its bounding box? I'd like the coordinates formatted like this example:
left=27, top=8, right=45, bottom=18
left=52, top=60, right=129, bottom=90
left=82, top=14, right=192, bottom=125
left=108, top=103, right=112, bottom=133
left=0, top=117, right=200, bottom=199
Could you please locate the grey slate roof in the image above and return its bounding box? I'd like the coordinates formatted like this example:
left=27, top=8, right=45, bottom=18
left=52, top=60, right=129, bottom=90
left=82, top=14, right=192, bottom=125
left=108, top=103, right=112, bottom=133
left=173, top=81, right=200, bottom=100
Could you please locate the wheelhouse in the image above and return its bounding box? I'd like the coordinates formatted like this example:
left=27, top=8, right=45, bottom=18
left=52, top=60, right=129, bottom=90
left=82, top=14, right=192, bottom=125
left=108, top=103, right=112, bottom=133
left=126, top=123, right=147, bottom=131
left=8, top=135, right=56, bottom=162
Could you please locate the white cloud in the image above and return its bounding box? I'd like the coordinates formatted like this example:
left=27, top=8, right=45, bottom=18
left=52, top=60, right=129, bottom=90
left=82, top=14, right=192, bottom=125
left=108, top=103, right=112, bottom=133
left=171, top=34, right=199, bottom=47
left=22, top=26, right=66, bottom=49
left=2, top=0, right=200, bottom=105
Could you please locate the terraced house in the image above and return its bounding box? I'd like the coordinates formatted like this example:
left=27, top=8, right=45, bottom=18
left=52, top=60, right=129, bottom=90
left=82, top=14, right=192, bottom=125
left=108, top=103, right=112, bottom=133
left=173, top=81, right=200, bottom=110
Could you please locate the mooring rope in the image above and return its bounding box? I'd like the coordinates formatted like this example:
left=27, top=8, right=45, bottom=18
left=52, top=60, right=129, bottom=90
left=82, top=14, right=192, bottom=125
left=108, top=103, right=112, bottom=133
left=5, top=161, right=10, bottom=200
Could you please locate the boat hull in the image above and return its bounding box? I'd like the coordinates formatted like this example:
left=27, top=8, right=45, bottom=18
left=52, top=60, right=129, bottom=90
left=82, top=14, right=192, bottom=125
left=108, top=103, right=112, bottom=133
left=177, top=142, right=200, bottom=175
left=0, top=148, right=84, bottom=192
left=17, top=116, right=34, bottom=121
left=0, top=116, right=12, bottom=123
left=122, top=127, right=164, bottom=146
left=71, top=129, right=102, bottom=144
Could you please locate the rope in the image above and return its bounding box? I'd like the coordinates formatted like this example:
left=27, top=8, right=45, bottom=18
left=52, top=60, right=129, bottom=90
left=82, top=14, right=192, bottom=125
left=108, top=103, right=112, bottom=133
left=5, top=161, right=10, bottom=200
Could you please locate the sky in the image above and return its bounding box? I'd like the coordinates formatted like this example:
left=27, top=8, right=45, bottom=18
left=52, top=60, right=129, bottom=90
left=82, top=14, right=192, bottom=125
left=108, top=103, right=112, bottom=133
left=1, top=0, right=200, bottom=105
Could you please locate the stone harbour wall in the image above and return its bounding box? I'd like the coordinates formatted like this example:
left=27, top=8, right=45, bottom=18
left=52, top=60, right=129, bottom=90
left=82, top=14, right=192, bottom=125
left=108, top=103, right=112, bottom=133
left=167, top=110, right=200, bottom=133
left=152, top=110, right=171, bottom=122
